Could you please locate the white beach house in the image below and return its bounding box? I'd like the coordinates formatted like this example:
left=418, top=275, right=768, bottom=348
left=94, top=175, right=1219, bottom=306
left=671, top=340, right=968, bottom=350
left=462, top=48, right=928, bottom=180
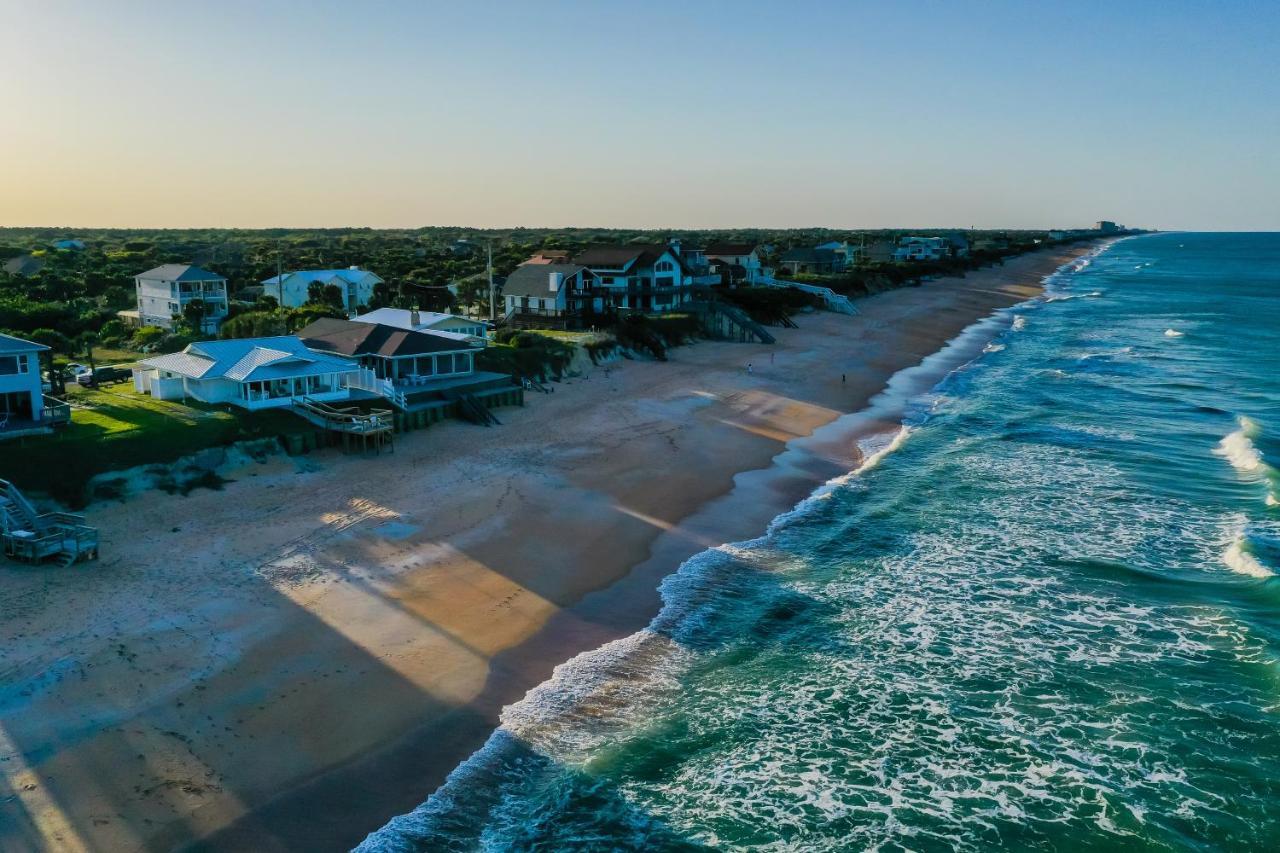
left=129, top=264, right=229, bottom=333
left=502, top=263, right=603, bottom=328
left=353, top=307, right=488, bottom=341
left=705, top=243, right=766, bottom=285
left=134, top=336, right=359, bottom=409
left=261, top=267, right=384, bottom=311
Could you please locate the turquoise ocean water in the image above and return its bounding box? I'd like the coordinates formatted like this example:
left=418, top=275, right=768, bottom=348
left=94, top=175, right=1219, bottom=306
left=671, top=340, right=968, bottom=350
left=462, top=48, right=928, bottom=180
left=361, top=233, right=1280, bottom=851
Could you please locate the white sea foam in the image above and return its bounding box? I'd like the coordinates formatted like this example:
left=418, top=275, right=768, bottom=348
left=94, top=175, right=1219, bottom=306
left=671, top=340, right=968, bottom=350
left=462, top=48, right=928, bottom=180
left=1216, top=417, right=1266, bottom=475
left=1223, top=538, right=1274, bottom=579
left=1011, top=315, right=1027, bottom=331
left=1164, top=329, right=1184, bottom=337
left=357, top=243, right=1134, bottom=850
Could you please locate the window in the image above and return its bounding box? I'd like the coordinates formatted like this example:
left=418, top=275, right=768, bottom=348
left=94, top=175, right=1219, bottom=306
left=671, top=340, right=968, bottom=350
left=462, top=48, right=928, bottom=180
left=0, top=355, right=21, bottom=376
left=656, top=261, right=673, bottom=272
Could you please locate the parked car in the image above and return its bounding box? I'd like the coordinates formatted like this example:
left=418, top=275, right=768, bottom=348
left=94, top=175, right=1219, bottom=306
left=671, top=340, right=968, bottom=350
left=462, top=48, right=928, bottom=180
left=77, top=366, right=132, bottom=387
left=65, top=362, right=90, bottom=377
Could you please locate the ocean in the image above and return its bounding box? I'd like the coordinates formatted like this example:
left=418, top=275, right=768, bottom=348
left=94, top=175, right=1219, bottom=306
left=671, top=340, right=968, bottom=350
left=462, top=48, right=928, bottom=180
left=359, top=233, right=1280, bottom=851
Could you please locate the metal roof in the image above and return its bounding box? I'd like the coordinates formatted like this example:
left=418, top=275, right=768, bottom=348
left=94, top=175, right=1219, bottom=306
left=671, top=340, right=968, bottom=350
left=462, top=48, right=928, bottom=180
left=260, top=268, right=384, bottom=287
left=140, top=336, right=356, bottom=382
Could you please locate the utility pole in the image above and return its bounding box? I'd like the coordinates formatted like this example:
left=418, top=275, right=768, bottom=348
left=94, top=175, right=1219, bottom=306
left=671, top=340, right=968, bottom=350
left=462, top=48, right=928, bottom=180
left=487, top=238, right=496, bottom=323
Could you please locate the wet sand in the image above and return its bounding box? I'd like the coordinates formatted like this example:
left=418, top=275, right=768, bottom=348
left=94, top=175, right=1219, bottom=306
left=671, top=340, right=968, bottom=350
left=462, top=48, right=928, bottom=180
left=0, top=244, right=1097, bottom=852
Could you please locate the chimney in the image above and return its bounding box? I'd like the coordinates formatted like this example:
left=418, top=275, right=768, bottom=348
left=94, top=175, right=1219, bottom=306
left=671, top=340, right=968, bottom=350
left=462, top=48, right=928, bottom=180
left=548, top=272, right=563, bottom=293
left=410, top=308, right=420, bottom=327
left=670, top=238, right=682, bottom=256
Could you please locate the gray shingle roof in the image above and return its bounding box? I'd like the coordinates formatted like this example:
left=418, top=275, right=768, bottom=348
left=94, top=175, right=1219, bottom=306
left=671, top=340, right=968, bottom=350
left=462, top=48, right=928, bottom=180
left=298, top=318, right=474, bottom=358
left=136, top=264, right=226, bottom=282
left=502, top=264, right=587, bottom=298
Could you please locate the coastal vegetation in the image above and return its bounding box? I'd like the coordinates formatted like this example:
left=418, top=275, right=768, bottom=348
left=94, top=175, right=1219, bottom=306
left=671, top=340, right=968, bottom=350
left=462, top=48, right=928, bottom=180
left=0, top=226, right=1079, bottom=368
left=1, top=384, right=308, bottom=506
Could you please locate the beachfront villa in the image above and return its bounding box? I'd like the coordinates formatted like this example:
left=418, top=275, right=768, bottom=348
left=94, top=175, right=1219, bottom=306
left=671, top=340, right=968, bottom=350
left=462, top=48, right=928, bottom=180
left=705, top=242, right=766, bottom=285
left=124, top=264, right=229, bottom=333
left=894, top=236, right=952, bottom=262
left=261, top=266, right=384, bottom=311
left=779, top=246, right=844, bottom=275
left=573, top=244, right=694, bottom=312
left=814, top=241, right=864, bottom=267
left=134, top=336, right=359, bottom=409
left=353, top=307, right=488, bottom=341
left=0, top=334, right=69, bottom=439
left=298, top=316, right=483, bottom=393
left=502, top=263, right=603, bottom=329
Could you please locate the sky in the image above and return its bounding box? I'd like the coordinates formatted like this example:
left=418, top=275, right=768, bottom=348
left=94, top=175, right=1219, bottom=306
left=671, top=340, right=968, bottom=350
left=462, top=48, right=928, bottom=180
left=2, top=0, right=1278, bottom=231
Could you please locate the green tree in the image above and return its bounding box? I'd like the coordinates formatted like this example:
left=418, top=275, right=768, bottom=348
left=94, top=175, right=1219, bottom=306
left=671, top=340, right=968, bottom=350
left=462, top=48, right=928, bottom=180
left=78, top=331, right=98, bottom=388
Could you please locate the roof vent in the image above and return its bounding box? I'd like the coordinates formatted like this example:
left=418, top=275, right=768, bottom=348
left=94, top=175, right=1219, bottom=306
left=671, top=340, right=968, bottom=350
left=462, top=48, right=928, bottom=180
left=409, top=309, right=421, bottom=327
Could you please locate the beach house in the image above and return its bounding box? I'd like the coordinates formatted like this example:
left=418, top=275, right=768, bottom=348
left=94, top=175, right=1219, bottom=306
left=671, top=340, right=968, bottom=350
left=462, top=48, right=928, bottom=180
left=261, top=267, right=384, bottom=311
left=893, top=237, right=951, bottom=262
left=573, top=244, right=693, bottom=312
left=502, top=263, right=602, bottom=328
left=778, top=247, right=843, bottom=275
left=3, top=255, right=44, bottom=277
left=815, top=241, right=863, bottom=268
left=128, top=264, right=229, bottom=333
left=134, top=336, right=359, bottom=409
left=704, top=242, right=764, bottom=286
left=0, top=334, right=68, bottom=439
left=353, top=307, right=488, bottom=341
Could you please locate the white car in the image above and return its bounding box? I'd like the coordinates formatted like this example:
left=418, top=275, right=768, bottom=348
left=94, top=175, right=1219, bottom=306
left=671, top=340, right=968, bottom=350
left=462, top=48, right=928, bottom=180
left=64, top=363, right=90, bottom=377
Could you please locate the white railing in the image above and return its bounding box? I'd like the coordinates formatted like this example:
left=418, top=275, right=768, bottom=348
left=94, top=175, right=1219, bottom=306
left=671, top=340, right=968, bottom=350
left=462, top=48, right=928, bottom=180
left=347, top=368, right=407, bottom=409
left=758, top=276, right=858, bottom=315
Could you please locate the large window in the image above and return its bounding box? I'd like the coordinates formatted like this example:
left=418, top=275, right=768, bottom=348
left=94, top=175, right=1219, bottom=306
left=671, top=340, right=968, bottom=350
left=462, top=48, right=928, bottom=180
left=0, top=355, right=24, bottom=376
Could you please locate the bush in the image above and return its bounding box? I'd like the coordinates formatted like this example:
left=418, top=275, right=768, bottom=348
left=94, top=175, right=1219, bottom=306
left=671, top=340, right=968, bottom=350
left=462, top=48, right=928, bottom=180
left=97, top=319, right=127, bottom=345
left=477, top=332, right=576, bottom=381
left=131, top=326, right=166, bottom=349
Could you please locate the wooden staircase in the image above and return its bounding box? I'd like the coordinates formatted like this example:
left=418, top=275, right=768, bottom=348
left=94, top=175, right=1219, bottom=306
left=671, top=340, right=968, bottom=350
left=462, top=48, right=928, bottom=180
left=1, top=479, right=99, bottom=566
left=690, top=301, right=777, bottom=344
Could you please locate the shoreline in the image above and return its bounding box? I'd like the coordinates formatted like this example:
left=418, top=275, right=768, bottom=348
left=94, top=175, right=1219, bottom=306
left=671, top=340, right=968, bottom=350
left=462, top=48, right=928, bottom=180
left=0, top=244, right=1100, bottom=852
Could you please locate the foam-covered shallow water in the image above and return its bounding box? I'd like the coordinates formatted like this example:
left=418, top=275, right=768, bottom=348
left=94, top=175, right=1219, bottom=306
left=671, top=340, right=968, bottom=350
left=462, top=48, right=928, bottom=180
left=360, top=234, right=1280, bottom=851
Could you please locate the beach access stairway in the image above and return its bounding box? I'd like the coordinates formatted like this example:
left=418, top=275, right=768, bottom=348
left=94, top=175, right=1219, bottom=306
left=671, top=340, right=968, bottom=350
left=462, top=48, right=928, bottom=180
left=757, top=275, right=858, bottom=315
left=291, top=397, right=395, bottom=452
left=0, top=478, right=99, bottom=567
left=688, top=300, right=776, bottom=344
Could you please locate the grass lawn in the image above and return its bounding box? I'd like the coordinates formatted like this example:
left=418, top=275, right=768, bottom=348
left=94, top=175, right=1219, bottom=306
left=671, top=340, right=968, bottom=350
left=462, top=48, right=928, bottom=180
left=0, top=384, right=310, bottom=506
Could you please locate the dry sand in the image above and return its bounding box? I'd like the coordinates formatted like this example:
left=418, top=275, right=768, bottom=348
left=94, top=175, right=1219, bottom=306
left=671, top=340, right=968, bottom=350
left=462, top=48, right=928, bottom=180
left=0, top=245, right=1096, bottom=852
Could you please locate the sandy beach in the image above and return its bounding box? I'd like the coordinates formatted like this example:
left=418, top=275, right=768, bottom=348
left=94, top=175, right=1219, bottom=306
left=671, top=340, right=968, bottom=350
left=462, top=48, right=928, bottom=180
left=0, top=244, right=1096, bottom=852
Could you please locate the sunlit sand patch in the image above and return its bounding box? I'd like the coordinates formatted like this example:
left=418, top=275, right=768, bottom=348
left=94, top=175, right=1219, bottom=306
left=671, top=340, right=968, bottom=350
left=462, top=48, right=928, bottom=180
left=0, top=724, right=91, bottom=853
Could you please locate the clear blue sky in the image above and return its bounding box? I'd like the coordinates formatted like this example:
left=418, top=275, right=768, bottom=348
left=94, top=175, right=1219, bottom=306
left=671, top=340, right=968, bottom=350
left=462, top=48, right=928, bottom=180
left=3, top=0, right=1277, bottom=230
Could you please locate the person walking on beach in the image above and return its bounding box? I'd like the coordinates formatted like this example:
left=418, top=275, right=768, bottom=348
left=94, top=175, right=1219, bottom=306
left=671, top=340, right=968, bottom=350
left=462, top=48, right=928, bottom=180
left=747, top=363, right=753, bottom=374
